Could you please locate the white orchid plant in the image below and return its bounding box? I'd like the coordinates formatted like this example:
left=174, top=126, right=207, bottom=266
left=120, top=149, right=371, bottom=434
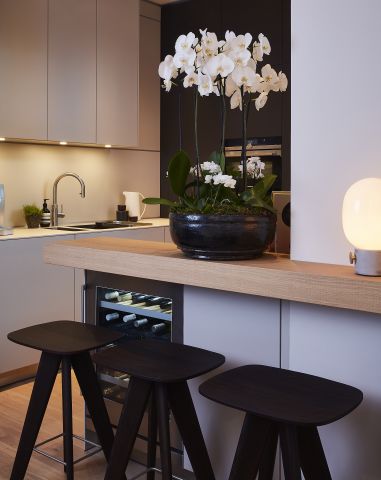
left=144, top=29, right=288, bottom=215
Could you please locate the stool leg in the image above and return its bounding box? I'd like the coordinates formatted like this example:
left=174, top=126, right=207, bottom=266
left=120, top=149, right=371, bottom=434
left=228, top=414, right=274, bottom=480
left=10, top=352, right=61, bottom=480
left=258, top=425, right=279, bottom=480
left=168, top=381, right=216, bottom=480
left=147, top=392, right=157, bottom=480
left=62, top=356, right=74, bottom=480
left=298, top=427, right=332, bottom=480
left=280, top=425, right=302, bottom=480
left=155, top=383, right=172, bottom=480
left=104, top=377, right=152, bottom=480
left=71, top=353, right=115, bottom=461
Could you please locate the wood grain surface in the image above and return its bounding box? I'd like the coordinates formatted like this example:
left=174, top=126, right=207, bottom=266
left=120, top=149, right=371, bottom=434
left=44, top=237, right=381, bottom=315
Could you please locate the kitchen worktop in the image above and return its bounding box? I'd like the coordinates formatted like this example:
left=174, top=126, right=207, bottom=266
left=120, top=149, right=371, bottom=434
left=0, top=218, right=169, bottom=241
left=44, top=236, right=381, bottom=315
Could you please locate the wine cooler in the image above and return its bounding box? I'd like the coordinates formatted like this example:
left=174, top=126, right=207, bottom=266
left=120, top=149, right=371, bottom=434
left=83, top=271, right=188, bottom=475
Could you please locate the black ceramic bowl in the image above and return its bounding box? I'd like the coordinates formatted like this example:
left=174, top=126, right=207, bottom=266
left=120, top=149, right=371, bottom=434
left=169, top=213, right=276, bottom=260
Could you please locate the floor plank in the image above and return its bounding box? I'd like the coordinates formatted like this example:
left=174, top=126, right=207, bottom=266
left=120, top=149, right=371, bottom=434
left=0, top=374, right=148, bottom=479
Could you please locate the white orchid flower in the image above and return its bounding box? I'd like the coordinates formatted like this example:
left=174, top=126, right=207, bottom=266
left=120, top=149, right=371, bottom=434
left=212, top=173, right=236, bottom=188
left=197, top=73, right=214, bottom=96
left=274, top=71, right=288, bottom=92
left=225, top=30, right=236, bottom=43
left=173, top=49, right=196, bottom=70
left=200, top=161, right=221, bottom=174
left=245, top=74, right=262, bottom=94
left=259, top=64, right=278, bottom=92
left=240, top=157, right=266, bottom=179
left=163, top=79, right=173, bottom=92
left=175, top=32, right=197, bottom=52
left=230, top=33, right=253, bottom=52
left=232, top=65, right=257, bottom=88
left=201, top=31, right=219, bottom=56
left=183, top=68, right=198, bottom=88
left=230, top=90, right=242, bottom=110
left=204, top=53, right=235, bottom=78
left=158, top=55, right=178, bottom=80
left=204, top=174, right=213, bottom=184
left=252, top=41, right=263, bottom=62
left=258, top=33, right=271, bottom=55
left=229, top=48, right=251, bottom=67
left=255, top=92, right=268, bottom=110
left=225, top=74, right=238, bottom=97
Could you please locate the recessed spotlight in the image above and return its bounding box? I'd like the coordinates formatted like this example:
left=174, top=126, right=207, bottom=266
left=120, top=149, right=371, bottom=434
left=59, top=141, right=68, bottom=145
left=0, top=137, right=6, bottom=142
left=105, top=144, right=112, bottom=148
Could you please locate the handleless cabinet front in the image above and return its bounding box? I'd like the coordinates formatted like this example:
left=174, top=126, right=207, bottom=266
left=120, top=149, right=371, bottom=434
left=0, top=0, right=48, bottom=140
left=48, top=0, right=97, bottom=143
left=97, top=0, right=139, bottom=147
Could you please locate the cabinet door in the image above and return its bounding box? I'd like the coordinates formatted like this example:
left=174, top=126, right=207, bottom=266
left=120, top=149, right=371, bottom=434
left=0, top=0, right=48, bottom=140
left=97, top=0, right=139, bottom=147
left=0, top=236, right=75, bottom=377
left=139, top=14, right=160, bottom=150
left=48, top=0, right=97, bottom=143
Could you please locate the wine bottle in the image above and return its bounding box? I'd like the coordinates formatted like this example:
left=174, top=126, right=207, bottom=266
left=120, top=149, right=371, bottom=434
left=104, top=291, right=119, bottom=300
left=118, top=292, right=132, bottom=302
left=123, top=313, right=137, bottom=323
left=105, top=312, right=119, bottom=322
left=134, top=318, right=149, bottom=328
left=151, top=323, right=167, bottom=334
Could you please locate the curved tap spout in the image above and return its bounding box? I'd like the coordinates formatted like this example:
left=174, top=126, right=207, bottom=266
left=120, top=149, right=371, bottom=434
left=51, top=172, right=86, bottom=226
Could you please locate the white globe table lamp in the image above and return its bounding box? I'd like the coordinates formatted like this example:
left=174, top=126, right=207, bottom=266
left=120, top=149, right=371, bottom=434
left=342, top=178, right=381, bottom=276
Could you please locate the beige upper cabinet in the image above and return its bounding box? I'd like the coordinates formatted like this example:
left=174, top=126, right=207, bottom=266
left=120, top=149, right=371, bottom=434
left=48, top=0, right=97, bottom=143
left=139, top=13, right=160, bottom=150
left=0, top=0, right=48, bottom=140
left=97, top=0, right=139, bottom=147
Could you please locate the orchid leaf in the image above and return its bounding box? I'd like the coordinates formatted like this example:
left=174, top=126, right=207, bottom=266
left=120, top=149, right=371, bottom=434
left=252, top=174, right=277, bottom=199
left=143, top=197, right=177, bottom=207
left=168, top=150, right=191, bottom=196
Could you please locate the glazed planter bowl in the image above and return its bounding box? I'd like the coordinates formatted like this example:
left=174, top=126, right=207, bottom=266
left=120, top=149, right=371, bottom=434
left=169, top=212, right=276, bottom=260
left=25, top=214, right=42, bottom=229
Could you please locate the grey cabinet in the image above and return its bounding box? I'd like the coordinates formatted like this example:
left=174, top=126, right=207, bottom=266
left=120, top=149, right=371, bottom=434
left=48, top=0, right=97, bottom=143
left=0, top=0, right=48, bottom=140
left=97, top=0, right=140, bottom=147
left=0, top=235, right=75, bottom=381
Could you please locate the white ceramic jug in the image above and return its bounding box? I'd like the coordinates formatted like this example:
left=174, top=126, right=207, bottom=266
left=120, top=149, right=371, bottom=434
left=123, top=191, right=146, bottom=220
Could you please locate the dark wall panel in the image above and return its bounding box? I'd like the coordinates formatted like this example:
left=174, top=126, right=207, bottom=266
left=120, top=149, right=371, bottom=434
left=160, top=0, right=290, bottom=215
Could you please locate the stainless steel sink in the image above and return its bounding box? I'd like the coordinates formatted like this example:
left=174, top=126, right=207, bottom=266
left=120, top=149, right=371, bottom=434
left=46, top=221, right=152, bottom=231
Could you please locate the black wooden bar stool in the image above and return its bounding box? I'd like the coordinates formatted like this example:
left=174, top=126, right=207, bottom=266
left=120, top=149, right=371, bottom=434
left=92, top=338, right=225, bottom=480
left=8, top=320, right=124, bottom=480
left=199, top=365, right=363, bottom=480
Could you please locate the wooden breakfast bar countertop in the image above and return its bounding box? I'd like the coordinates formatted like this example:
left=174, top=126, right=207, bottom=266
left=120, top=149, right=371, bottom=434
left=44, top=236, right=381, bottom=315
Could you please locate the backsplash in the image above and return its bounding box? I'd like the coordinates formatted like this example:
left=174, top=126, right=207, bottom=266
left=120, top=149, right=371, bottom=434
left=0, top=143, right=160, bottom=227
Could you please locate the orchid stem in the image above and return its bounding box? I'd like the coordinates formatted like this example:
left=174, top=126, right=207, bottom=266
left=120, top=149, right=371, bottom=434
left=220, top=80, right=226, bottom=163
left=194, top=87, right=200, bottom=199
left=241, top=87, right=248, bottom=191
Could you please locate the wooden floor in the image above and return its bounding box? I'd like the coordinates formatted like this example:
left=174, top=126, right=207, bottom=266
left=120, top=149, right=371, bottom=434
left=0, top=374, right=147, bottom=479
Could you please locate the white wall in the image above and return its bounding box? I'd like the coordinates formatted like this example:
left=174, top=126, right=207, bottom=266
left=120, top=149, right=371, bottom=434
left=291, top=0, right=381, bottom=265
left=291, top=2, right=381, bottom=478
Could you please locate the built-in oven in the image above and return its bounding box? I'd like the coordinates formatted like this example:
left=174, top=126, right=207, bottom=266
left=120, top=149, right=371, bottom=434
left=224, top=136, right=282, bottom=190
left=84, top=272, right=190, bottom=477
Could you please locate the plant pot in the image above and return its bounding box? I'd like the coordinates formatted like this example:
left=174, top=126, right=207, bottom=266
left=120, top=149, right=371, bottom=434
left=169, top=212, right=277, bottom=260
left=25, top=214, right=42, bottom=229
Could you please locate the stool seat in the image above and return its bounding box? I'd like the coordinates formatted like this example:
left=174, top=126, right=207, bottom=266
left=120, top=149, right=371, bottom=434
left=199, top=365, right=363, bottom=426
left=93, top=338, right=225, bottom=383
left=8, top=320, right=122, bottom=355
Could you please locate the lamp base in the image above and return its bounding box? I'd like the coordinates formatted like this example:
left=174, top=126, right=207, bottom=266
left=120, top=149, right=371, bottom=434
left=350, top=249, right=381, bottom=276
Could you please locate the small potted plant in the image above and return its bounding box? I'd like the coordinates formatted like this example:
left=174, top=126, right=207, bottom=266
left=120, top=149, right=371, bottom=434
left=23, top=204, right=42, bottom=229
left=144, top=29, right=288, bottom=260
